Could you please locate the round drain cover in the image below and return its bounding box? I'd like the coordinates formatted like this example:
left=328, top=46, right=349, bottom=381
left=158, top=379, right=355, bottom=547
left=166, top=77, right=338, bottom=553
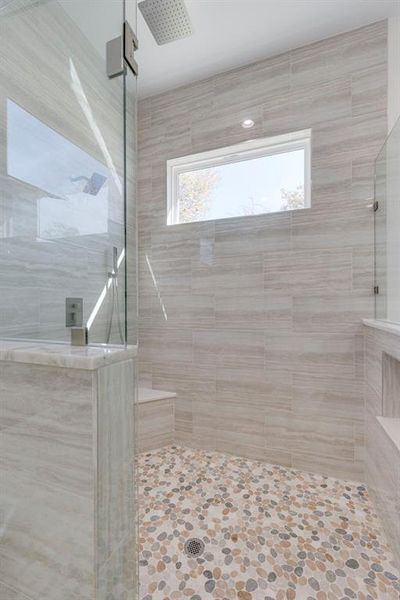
left=184, top=537, right=205, bottom=557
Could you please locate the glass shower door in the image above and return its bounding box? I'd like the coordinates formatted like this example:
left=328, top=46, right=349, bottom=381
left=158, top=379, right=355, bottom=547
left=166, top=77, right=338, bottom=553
left=0, top=3, right=138, bottom=599
left=374, top=118, right=400, bottom=324
left=0, top=0, right=137, bottom=345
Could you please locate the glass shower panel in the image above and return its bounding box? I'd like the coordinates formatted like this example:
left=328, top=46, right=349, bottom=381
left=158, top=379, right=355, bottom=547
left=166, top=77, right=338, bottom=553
left=0, top=0, right=130, bottom=344
left=374, top=117, right=400, bottom=324
left=126, top=65, right=139, bottom=347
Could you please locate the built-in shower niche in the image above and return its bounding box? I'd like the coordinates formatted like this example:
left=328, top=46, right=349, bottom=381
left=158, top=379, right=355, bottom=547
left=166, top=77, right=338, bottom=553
left=383, top=352, right=400, bottom=418
left=377, top=351, right=400, bottom=455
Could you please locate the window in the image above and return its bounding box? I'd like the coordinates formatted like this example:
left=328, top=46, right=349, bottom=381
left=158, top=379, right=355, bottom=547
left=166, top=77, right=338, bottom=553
left=167, top=129, right=311, bottom=225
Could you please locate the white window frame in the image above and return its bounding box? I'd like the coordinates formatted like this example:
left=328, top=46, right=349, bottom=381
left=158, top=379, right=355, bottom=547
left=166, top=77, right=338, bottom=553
left=166, top=128, right=312, bottom=225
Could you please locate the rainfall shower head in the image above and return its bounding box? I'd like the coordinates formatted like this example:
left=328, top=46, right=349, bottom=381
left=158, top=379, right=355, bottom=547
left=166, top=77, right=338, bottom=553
left=139, top=0, right=193, bottom=46
left=70, top=173, right=107, bottom=196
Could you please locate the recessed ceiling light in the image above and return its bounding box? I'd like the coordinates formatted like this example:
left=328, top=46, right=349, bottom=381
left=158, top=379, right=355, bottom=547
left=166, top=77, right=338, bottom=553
left=241, top=119, right=254, bottom=129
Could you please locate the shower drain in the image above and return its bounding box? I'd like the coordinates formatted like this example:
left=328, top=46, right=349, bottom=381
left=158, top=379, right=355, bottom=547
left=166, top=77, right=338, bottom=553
left=184, top=537, right=205, bottom=557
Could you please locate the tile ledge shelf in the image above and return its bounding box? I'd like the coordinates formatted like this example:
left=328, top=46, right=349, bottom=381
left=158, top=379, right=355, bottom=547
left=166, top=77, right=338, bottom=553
left=0, top=339, right=137, bottom=370
left=376, top=417, right=400, bottom=454
left=138, top=387, right=177, bottom=404
left=363, top=319, right=400, bottom=338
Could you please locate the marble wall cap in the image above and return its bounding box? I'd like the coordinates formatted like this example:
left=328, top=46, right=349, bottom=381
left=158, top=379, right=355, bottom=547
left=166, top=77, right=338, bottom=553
left=363, top=318, right=400, bottom=338
left=0, top=339, right=138, bottom=370
left=138, top=386, right=177, bottom=404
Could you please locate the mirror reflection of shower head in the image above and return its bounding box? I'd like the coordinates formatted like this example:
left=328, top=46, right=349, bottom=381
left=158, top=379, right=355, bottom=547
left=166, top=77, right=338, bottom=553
left=70, top=172, right=107, bottom=195
left=138, top=0, right=193, bottom=45
left=106, top=246, right=125, bottom=345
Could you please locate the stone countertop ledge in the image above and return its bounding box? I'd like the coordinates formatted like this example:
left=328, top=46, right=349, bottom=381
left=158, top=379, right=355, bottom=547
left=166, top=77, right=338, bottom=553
left=138, top=387, right=177, bottom=404
left=0, top=339, right=137, bottom=370
left=363, top=319, right=400, bottom=337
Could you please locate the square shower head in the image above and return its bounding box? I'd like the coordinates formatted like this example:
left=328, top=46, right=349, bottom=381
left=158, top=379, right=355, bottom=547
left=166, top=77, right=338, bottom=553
left=139, top=0, right=193, bottom=46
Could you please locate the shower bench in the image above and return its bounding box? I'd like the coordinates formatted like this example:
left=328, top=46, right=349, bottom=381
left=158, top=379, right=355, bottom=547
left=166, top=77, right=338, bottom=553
left=138, top=387, right=176, bottom=452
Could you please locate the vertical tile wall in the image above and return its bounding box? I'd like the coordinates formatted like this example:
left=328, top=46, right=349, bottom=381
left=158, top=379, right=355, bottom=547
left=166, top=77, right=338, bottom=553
left=0, top=355, right=137, bottom=599
left=138, top=21, right=388, bottom=480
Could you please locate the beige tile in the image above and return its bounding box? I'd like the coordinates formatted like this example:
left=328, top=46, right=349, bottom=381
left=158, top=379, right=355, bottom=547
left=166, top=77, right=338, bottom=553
left=213, top=254, right=264, bottom=296
left=192, top=399, right=218, bottom=450
left=292, top=293, right=371, bottom=334
left=312, top=111, right=387, bottom=166
left=216, top=423, right=266, bottom=462
left=264, top=248, right=352, bottom=294
left=97, top=360, right=135, bottom=567
left=364, top=323, right=400, bottom=565
left=264, top=406, right=293, bottom=454
left=292, top=452, right=363, bottom=481
left=0, top=473, right=94, bottom=600
left=213, top=52, right=290, bottom=111
left=0, top=583, right=33, bottom=600
left=151, top=223, right=215, bottom=262
left=139, top=327, right=193, bottom=364
left=193, top=329, right=265, bottom=368
left=383, top=352, right=400, bottom=418
left=265, top=333, right=356, bottom=377
left=138, top=399, right=174, bottom=452
left=151, top=293, right=214, bottom=327
left=290, top=21, right=386, bottom=89
left=137, top=21, right=388, bottom=482
left=288, top=76, right=352, bottom=127
left=352, top=245, right=374, bottom=294
left=365, top=409, right=400, bottom=562
left=351, top=63, right=387, bottom=117
left=290, top=414, right=355, bottom=462
left=290, top=204, right=373, bottom=250
left=214, top=212, right=291, bottom=257
left=0, top=361, right=91, bottom=431
left=191, top=103, right=265, bottom=151
left=215, top=294, right=265, bottom=329
left=292, top=373, right=364, bottom=420
left=217, top=366, right=291, bottom=410
left=140, top=256, right=192, bottom=296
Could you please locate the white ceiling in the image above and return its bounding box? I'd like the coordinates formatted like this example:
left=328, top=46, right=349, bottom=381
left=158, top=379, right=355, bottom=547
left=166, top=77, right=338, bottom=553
left=137, top=0, right=400, bottom=98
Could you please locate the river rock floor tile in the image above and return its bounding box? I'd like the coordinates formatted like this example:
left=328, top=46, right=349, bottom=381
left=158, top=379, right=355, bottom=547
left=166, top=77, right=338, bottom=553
left=139, top=445, right=399, bottom=600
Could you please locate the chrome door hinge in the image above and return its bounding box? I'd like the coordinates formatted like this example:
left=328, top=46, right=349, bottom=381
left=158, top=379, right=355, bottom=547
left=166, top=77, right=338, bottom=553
left=107, top=21, right=138, bottom=78
left=124, top=21, right=139, bottom=76
left=373, top=200, right=379, bottom=212
left=374, top=285, right=379, bottom=295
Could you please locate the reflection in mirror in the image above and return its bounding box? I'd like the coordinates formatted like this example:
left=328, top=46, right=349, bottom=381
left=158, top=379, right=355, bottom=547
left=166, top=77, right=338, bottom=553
left=6, top=99, right=111, bottom=239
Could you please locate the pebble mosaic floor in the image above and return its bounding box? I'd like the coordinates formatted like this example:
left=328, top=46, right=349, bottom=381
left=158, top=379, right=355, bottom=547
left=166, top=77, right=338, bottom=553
left=138, top=445, right=400, bottom=600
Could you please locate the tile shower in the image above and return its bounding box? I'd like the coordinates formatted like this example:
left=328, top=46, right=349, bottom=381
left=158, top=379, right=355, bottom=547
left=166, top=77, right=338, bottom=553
left=138, top=21, right=387, bottom=480
left=136, top=17, right=400, bottom=600
left=0, top=2, right=399, bottom=600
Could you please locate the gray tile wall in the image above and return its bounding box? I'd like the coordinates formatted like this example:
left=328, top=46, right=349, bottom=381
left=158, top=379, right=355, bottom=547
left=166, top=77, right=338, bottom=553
left=137, top=398, right=174, bottom=452
left=0, top=357, right=137, bottom=599
left=0, top=361, right=95, bottom=599
left=137, top=21, right=388, bottom=480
